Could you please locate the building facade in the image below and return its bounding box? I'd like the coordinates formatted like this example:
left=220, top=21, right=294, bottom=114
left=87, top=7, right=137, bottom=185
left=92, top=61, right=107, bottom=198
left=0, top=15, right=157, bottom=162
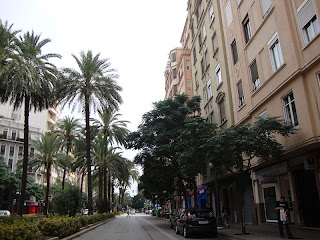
left=219, top=0, right=320, bottom=227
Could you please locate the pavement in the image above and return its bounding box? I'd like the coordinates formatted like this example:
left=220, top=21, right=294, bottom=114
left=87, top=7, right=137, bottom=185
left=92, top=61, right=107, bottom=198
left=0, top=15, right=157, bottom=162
left=217, top=222, right=320, bottom=240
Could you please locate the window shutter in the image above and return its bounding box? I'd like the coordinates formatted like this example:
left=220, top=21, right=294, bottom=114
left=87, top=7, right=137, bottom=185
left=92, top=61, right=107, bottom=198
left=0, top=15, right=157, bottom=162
left=297, top=0, right=316, bottom=28
left=237, top=81, right=244, bottom=98
left=250, top=60, right=259, bottom=81
left=225, top=1, right=233, bottom=27
left=260, top=0, right=272, bottom=16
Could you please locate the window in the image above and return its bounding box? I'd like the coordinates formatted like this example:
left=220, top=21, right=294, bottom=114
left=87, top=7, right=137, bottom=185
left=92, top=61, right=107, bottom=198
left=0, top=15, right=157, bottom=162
left=201, top=59, right=205, bottom=76
left=283, top=92, right=299, bottom=127
left=198, top=32, right=203, bottom=48
left=260, top=0, right=272, bottom=17
left=202, top=24, right=206, bottom=40
left=205, top=50, right=210, bottom=69
left=197, top=0, right=203, bottom=23
left=209, top=111, right=214, bottom=123
left=0, top=145, right=5, bottom=155
left=297, top=0, right=320, bottom=44
left=207, top=78, right=213, bottom=99
left=212, top=33, right=218, bottom=53
left=259, top=110, right=268, bottom=119
left=203, top=87, right=208, bottom=105
left=219, top=99, right=226, bottom=123
left=9, top=146, right=14, bottom=156
left=174, top=85, right=178, bottom=95
left=11, top=131, right=16, bottom=140
left=193, top=47, right=197, bottom=63
left=225, top=1, right=233, bottom=28
left=173, top=68, right=177, bottom=79
left=250, top=60, right=260, bottom=91
left=186, top=60, right=190, bottom=70
left=172, top=52, right=176, bottom=62
left=195, top=72, right=199, bottom=89
left=231, top=40, right=238, bottom=64
left=30, top=147, right=35, bottom=156
left=2, top=129, right=8, bottom=139
left=215, top=64, right=222, bottom=85
left=243, top=15, right=252, bottom=43
left=8, top=159, right=13, bottom=171
left=18, top=146, right=23, bottom=156
left=268, top=33, right=284, bottom=71
left=209, top=4, right=214, bottom=23
left=191, top=23, right=195, bottom=39
left=237, top=80, right=245, bottom=107
left=187, top=80, right=192, bottom=90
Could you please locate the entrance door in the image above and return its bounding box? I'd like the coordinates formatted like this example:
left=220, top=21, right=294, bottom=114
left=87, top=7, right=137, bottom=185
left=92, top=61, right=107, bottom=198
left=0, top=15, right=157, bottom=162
left=263, top=186, right=277, bottom=222
left=294, top=169, right=320, bottom=227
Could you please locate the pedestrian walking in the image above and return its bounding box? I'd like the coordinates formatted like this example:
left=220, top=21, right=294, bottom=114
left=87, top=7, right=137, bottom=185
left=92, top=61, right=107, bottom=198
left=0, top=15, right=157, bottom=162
left=127, top=209, right=130, bottom=217
left=222, top=209, right=230, bottom=228
left=275, top=196, right=294, bottom=239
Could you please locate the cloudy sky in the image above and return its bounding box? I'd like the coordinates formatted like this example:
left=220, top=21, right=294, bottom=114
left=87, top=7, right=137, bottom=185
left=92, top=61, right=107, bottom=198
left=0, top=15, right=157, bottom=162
left=1, top=0, right=188, bottom=195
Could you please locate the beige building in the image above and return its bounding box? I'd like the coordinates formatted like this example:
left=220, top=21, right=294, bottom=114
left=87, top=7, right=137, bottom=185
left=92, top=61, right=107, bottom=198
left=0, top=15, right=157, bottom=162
left=219, top=0, right=320, bottom=227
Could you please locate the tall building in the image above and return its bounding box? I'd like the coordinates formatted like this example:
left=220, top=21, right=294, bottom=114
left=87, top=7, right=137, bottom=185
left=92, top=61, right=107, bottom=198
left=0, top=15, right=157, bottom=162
left=219, top=0, right=320, bottom=227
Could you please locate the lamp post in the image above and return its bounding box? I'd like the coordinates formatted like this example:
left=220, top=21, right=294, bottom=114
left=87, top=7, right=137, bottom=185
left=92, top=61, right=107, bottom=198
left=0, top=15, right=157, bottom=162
left=209, top=162, right=223, bottom=227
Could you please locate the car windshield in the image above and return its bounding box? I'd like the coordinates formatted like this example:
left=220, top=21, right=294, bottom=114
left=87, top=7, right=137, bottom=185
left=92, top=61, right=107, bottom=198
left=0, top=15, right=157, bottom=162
left=188, top=211, right=212, bottom=218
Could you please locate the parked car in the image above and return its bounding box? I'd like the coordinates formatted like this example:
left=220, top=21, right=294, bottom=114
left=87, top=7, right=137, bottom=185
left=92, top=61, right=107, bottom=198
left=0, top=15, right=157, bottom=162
left=175, top=209, right=217, bottom=238
left=0, top=210, right=11, bottom=216
left=82, top=209, right=89, bottom=216
left=170, top=208, right=183, bottom=229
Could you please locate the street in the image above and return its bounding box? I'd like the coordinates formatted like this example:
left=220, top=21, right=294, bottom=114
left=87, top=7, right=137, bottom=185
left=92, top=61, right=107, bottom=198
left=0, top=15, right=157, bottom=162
left=75, top=213, right=227, bottom=240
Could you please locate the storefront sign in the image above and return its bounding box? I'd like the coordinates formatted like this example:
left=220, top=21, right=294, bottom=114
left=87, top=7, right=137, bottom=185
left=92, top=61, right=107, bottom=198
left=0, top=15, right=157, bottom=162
left=252, top=162, right=288, bottom=180
left=259, top=176, right=277, bottom=184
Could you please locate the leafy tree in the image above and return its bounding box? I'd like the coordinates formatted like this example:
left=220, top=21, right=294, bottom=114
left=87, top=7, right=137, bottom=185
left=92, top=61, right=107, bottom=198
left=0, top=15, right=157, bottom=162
left=55, top=117, right=81, bottom=189
left=127, top=94, right=208, bottom=206
left=1, top=31, right=60, bottom=215
left=57, top=50, right=122, bottom=214
left=53, top=182, right=87, bottom=217
left=28, top=132, right=68, bottom=215
left=131, top=194, right=145, bottom=210
left=205, top=116, right=295, bottom=234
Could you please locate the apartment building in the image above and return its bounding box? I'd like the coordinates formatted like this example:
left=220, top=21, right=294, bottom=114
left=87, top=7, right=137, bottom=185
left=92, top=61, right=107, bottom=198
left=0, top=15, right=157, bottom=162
left=219, top=0, right=320, bottom=227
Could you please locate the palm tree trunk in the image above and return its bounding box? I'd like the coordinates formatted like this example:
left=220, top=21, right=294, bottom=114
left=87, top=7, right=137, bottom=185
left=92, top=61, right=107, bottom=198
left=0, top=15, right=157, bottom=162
left=103, top=167, right=107, bottom=210
left=98, top=165, right=103, bottom=213
left=111, top=180, right=115, bottom=209
left=85, top=95, right=93, bottom=214
left=108, top=172, right=111, bottom=202
left=118, top=187, right=122, bottom=205
left=121, top=186, right=126, bottom=207
left=62, top=146, right=70, bottom=190
left=45, top=163, right=51, bottom=215
left=18, top=96, right=30, bottom=216
left=80, top=170, right=84, bottom=193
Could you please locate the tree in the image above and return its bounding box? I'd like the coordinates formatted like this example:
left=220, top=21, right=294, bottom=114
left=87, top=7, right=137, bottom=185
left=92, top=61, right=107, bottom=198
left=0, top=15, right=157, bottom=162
left=131, top=194, right=145, bottom=210
left=205, top=116, right=295, bottom=234
left=55, top=117, right=81, bottom=189
left=28, top=132, right=67, bottom=215
left=127, top=94, right=206, bottom=205
left=1, top=31, right=60, bottom=216
left=0, top=20, right=20, bottom=88
left=53, top=182, right=87, bottom=217
left=57, top=50, right=122, bottom=214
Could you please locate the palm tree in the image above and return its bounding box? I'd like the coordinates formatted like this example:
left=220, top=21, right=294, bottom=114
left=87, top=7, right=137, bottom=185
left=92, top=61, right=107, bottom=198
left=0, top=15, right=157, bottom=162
left=55, top=117, right=81, bottom=189
left=57, top=50, right=122, bottom=214
left=1, top=31, right=60, bottom=216
left=28, top=132, right=67, bottom=215
left=0, top=20, right=20, bottom=88
left=92, top=108, right=130, bottom=210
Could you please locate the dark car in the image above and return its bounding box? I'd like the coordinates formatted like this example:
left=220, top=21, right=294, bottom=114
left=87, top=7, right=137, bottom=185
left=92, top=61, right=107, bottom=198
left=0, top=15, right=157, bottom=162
left=170, top=208, right=183, bottom=229
left=175, top=209, right=217, bottom=238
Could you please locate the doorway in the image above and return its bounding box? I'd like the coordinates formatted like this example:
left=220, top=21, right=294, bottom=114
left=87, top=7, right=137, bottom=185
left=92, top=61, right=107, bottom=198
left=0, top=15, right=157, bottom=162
left=263, top=185, right=277, bottom=222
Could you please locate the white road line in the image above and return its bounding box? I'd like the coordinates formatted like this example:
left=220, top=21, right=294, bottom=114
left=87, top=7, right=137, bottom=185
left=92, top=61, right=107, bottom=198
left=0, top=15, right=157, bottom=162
left=141, top=218, right=179, bottom=240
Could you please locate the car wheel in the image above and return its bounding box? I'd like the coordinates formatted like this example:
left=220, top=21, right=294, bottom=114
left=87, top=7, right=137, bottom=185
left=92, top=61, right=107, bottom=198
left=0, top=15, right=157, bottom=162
left=183, top=226, right=189, bottom=238
left=175, top=224, right=180, bottom=234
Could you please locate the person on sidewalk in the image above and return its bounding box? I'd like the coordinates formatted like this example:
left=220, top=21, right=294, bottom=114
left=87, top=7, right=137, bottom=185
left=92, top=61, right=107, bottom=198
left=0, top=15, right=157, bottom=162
left=222, top=210, right=230, bottom=228
left=275, top=196, right=294, bottom=239
left=127, top=209, right=130, bottom=218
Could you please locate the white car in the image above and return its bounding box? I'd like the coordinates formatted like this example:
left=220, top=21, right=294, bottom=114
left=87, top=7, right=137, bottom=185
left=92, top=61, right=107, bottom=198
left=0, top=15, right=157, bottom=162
left=0, top=210, right=11, bottom=216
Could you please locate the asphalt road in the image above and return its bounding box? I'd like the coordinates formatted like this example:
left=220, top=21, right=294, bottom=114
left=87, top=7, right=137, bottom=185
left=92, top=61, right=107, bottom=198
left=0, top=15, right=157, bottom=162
left=75, top=213, right=227, bottom=240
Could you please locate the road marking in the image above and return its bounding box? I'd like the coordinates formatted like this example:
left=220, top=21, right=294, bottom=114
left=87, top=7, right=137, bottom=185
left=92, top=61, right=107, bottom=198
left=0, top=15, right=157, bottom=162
left=140, top=218, right=179, bottom=240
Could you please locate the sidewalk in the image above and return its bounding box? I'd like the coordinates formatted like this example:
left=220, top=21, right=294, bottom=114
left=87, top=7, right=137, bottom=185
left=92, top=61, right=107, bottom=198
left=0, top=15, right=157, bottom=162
left=218, top=223, right=320, bottom=240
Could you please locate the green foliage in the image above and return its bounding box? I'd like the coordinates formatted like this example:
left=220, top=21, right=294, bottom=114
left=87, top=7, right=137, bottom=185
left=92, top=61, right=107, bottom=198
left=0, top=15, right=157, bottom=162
left=131, top=195, right=145, bottom=209
left=86, top=212, right=115, bottom=225
left=38, top=217, right=81, bottom=238
left=53, top=183, right=87, bottom=217
left=0, top=156, right=19, bottom=195
left=0, top=220, right=41, bottom=240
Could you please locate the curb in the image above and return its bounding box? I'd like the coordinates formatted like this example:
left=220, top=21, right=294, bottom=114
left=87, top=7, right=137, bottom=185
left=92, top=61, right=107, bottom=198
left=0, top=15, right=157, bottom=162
left=47, top=217, right=115, bottom=240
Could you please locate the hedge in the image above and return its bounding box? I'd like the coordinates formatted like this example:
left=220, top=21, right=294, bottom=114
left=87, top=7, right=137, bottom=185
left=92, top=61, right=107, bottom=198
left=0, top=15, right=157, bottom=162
left=38, top=217, right=81, bottom=238
left=0, top=220, right=41, bottom=240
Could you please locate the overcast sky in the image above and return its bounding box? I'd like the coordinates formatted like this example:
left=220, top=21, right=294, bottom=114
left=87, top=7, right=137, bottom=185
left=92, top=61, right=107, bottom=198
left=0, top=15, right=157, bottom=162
left=1, top=0, right=188, bottom=195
